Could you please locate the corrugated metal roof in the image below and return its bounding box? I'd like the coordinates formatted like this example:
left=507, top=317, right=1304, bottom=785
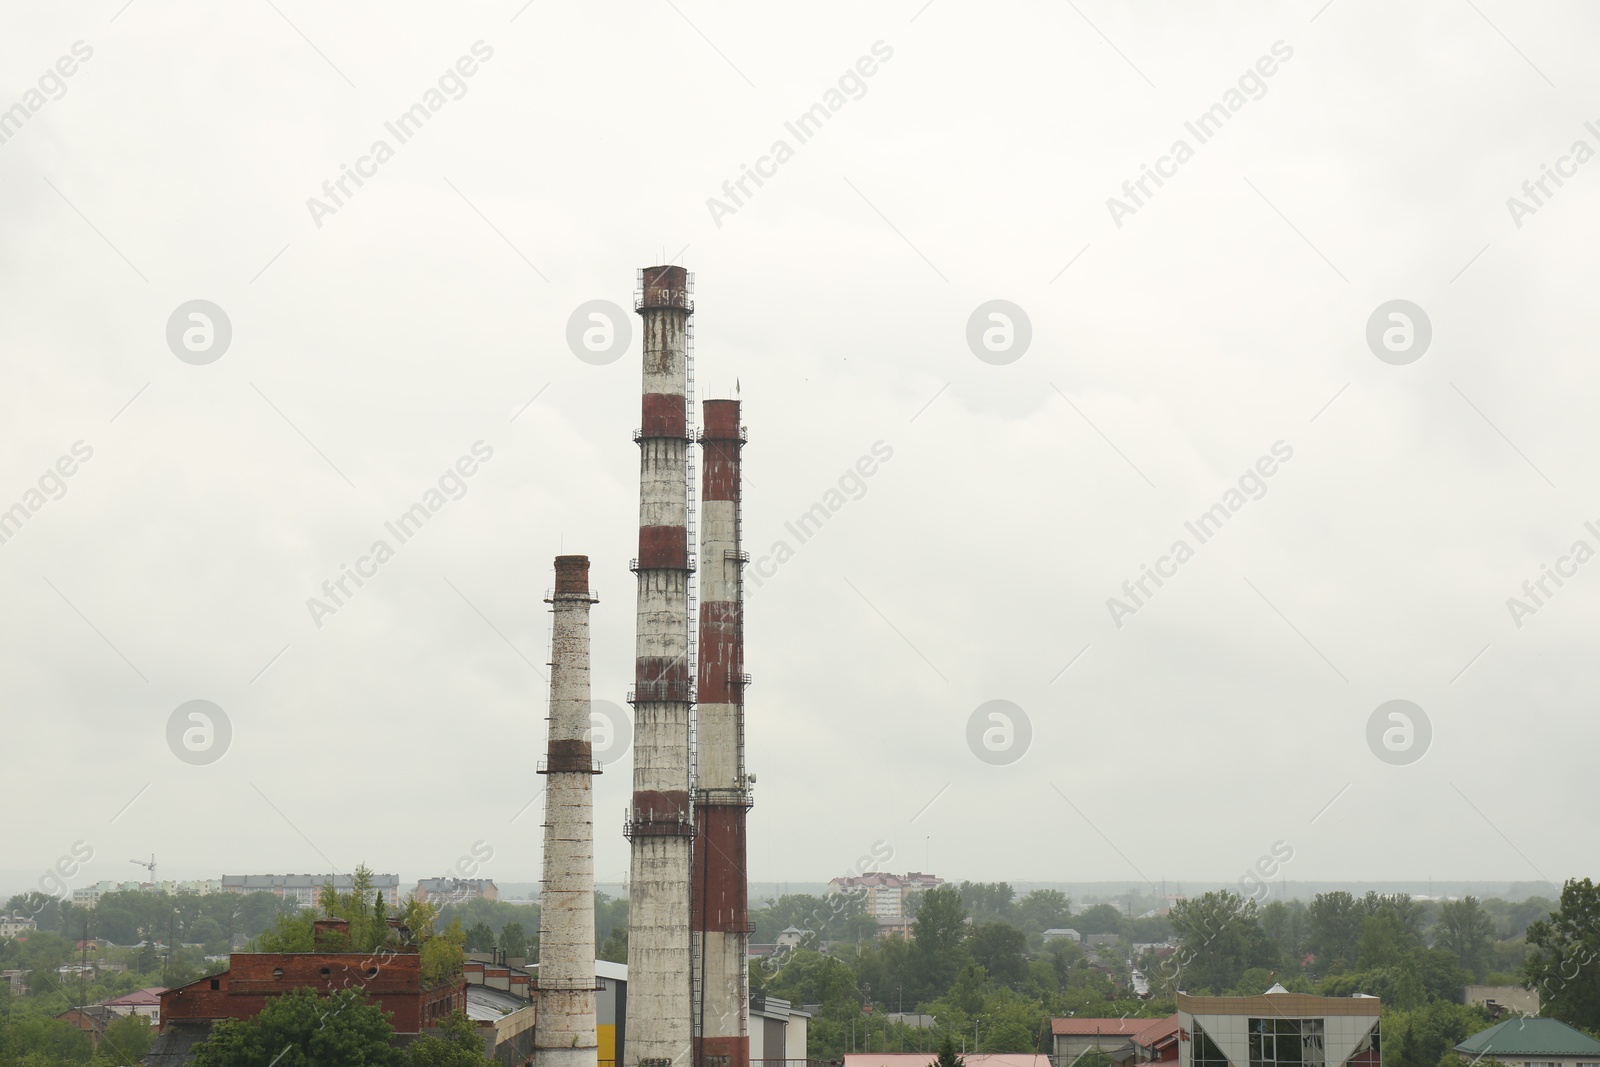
left=1053, top=1017, right=1145, bottom=1037
left=466, top=985, right=529, bottom=1021
left=143, top=1019, right=214, bottom=1066
left=527, top=959, right=627, bottom=982
left=1132, top=1015, right=1181, bottom=1047
left=105, top=985, right=166, bottom=1005
left=1457, top=1018, right=1600, bottom=1057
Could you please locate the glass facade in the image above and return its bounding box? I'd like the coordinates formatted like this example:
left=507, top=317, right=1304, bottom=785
left=1248, top=1019, right=1325, bottom=1067
left=1350, top=1022, right=1381, bottom=1063
left=1193, top=1022, right=1230, bottom=1067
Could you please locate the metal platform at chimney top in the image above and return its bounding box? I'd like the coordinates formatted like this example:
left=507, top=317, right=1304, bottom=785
left=622, top=811, right=694, bottom=839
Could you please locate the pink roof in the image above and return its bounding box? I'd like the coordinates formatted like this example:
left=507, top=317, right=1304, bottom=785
left=106, top=986, right=166, bottom=1006
left=1051, top=1016, right=1179, bottom=1045
left=1052, top=1017, right=1146, bottom=1037
left=1132, top=1016, right=1181, bottom=1047
left=845, top=1057, right=1048, bottom=1067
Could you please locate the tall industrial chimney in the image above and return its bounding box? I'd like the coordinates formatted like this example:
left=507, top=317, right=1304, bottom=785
left=538, top=555, right=601, bottom=1067
left=625, top=265, right=695, bottom=1067
left=691, top=399, right=752, bottom=1067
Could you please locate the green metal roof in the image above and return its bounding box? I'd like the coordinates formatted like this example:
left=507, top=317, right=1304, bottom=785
left=1456, top=1018, right=1600, bottom=1057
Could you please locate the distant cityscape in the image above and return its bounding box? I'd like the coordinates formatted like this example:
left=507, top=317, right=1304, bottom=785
left=3, top=855, right=1593, bottom=1067
left=57, top=873, right=499, bottom=909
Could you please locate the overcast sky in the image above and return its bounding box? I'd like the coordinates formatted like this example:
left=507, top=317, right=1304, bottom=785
left=3, top=0, right=1597, bottom=903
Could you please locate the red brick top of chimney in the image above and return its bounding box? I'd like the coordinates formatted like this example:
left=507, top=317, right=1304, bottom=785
left=553, top=555, right=591, bottom=595
left=702, top=399, right=742, bottom=439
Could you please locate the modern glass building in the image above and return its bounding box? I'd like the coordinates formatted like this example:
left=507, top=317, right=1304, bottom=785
left=1178, top=987, right=1381, bottom=1067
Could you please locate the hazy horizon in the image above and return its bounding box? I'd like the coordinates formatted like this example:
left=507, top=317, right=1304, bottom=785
left=5, top=0, right=1597, bottom=906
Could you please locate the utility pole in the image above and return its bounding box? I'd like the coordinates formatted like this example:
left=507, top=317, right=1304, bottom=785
left=164, top=910, right=175, bottom=985
left=78, top=916, right=88, bottom=1010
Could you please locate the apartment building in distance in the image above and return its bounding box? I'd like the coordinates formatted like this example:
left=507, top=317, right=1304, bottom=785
left=72, top=880, right=222, bottom=906
left=413, top=877, right=498, bottom=905
left=0, top=914, right=37, bottom=938
left=218, top=873, right=401, bottom=907
left=826, top=872, right=943, bottom=921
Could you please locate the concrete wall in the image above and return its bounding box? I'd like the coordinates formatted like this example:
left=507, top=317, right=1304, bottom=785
left=1466, top=985, right=1540, bottom=1016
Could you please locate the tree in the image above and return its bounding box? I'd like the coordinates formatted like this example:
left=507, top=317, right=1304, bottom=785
left=463, top=921, right=496, bottom=953
left=1487, top=896, right=1555, bottom=939
left=1356, top=911, right=1420, bottom=970
left=1382, top=1001, right=1495, bottom=1067
left=1307, top=892, right=1364, bottom=973
left=599, top=924, right=627, bottom=964
left=191, top=987, right=400, bottom=1067
left=1015, top=890, right=1072, bottom=934
left=5, top=892, right=65, bottom=933
left=934, top=1032, right=966, bottom=1067
left=93, top=906, right=140, bottom=947
left=914, top=888, right=967, bottom=955
left=1416, top=947, right=1472, bottom=1004
left=402, top=1010, right=492, bottom=1066
left=909, top=887, right=968, bottom=1001
left=750, top=892, right=874, bottom=944
left=316, top=867, right=392, bottom=952
left=421, top=919, right=467, bottom=987
left=1396, top=1022, right=1424, bottom=1067
left=253, top=911, right=315, bottom=953
left=958, top=883, right=1016, bottom=924
left=99, top=1013, right=156, bottom=1064
left=1168, top=892, right=1267, bottom=993
left=969, top=922, right=1028, bottom=989
left=1434, top=897, right=1496, bottom=979
left=757, top=950, right=858, bottom=1015
left=595, top=892, right=628, bottom=948
left=1259, top=899, right=1307, bottom=970
left=402, top=897, right=442, bottom=943
left=1523, top=878, right=1600, bottom=1030
left=1361, top=893, right=1424, bottom=938
left=1044, top=937, right=1084, bottom=988
left=190, top=917, right=226, bottom=949
left=1076, top=904, right=1124, bottom=936
left=498, top=922, right=527, bottom=958
left=236, top=891, right=285, bottom=940
left=0, top=1014, right=94, bottom=1063
left=137, top=942, right=161, bottom=973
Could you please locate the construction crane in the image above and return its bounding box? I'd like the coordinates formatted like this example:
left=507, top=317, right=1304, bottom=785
left=130, top=854, right=157, bottom=885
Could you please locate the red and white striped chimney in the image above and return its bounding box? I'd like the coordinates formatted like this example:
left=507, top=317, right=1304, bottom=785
left=625, top=264, right=695, bottom=1067
left=538, top=555, right=600, bottom=1067
left=692, top=399, right=751, bottom=1067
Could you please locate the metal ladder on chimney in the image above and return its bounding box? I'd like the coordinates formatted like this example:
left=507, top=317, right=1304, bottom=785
left=685, top=307, right=699, bottom=801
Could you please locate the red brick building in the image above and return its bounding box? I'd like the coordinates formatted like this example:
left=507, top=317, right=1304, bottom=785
left=159, top=947, right=464, bottom=1035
